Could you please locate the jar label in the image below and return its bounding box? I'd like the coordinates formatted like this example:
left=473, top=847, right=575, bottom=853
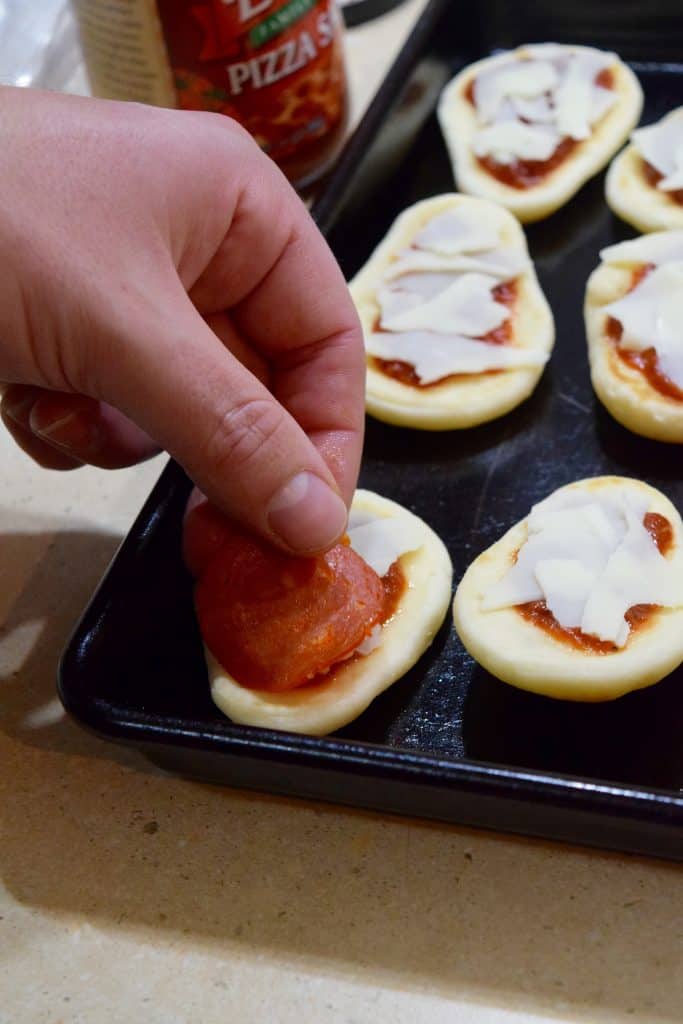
left=156, top=0, right=346, bottom=163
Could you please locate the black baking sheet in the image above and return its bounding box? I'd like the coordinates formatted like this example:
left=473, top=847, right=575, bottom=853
left=59, top=0, right=683, bottom=860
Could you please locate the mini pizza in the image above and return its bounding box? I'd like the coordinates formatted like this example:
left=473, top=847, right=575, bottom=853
left=453, top=477, right=683, bottom=702
left=184, top=490, right=453, bottom=736
left=585, top=230, right=683, bottom=442
left=606, top=107, right=683, bottom=233
left=349, top=194, right=554, bottom=430
left=437, top=44, right=643, bottom=223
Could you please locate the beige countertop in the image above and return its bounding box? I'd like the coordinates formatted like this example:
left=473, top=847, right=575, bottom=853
left=1, top=3, right=682, bottom=1021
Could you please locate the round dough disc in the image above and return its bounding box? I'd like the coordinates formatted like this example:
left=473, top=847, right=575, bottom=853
left=207, top=489, right=453, bottom=735
left=438, top=46, right=643, bottom=223
left=585, top=246, right=683, bottom=443
left=453, top=476, right=683, bottom=701
left=350, top=193, right=554, bottom=431
left=606, top=108, right=683, bottom=233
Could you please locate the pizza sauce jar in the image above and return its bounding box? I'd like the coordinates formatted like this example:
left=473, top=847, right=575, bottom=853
left=74, top=0, right=349, bottom=189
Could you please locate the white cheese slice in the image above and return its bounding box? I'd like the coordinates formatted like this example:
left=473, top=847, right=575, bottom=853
left=603, top=262, right=683, bottom=389
left=481, top=487, right=683, bottom=647
left=378, top=267, right=510, bottom=324
left=526, top=485, right=648, bottom=534
left=472, top=122, right=561, bottom=164
left=600, top=230, right=683, bottom=267
left=581, top=503, right=683, bottom=645
left=412, top=207, right=501, bottom=255
left=534, top=558, right=599, bottom=628
left=366, top=331, right=547, bottom=385
left=594, top=85, right=618, bottom=122
left=323, top=512, right=428, bottom=662
left=554, top=49, right=616, bottom=140
left=375, top=285, right=425, bottom=322
left=473, top=59, right=559, bottom=124
left=512, top=94, right=555, bottom=123
left=493, top=98, right=520, bottom=124
left=347, top=516, right=424, bottom=578
left=347, top=508, right=375, bottom=530
left=525, top=43, right=571, bottom=63
left=355, top=625, right=383, bottom=655
left=469, top=45, right=617, bottom=162
left=379, top=272, right=509, bottom=336
left=632, top=113, right=683, bottom=191
left=554, top=73, right=593, bottom=141
left=483, top=504, right=620, bottom=612
left=661, top=152, right=683, bottom=192
left=382, top=272, right=461, bottom=300
left=384, top=247, right=530, bottom=282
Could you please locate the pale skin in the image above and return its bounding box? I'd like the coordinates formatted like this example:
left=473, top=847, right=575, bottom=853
left=0, top=87, right=365, bottom=554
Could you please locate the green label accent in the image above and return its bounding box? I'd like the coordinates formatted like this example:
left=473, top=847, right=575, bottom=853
left=248, top=0, right=316, bottom=48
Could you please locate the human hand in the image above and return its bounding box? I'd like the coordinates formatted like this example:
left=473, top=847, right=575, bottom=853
left=0, top=87, right=364, bottom=554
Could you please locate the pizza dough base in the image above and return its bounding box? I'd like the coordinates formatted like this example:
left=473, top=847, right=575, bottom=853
left=349, top=193, right=554, bottom=431
left=605, top=137, right=683, bottom=234
left=585, top=257, right=683, bottom=442
left=453, top=477, right=683, bottom=701
left=437, top=49, right=643, bottom=223
left=207, top=490, right=453, bottom=735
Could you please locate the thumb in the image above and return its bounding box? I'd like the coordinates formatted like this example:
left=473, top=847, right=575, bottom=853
left=96, top=291, right=350, bottom=555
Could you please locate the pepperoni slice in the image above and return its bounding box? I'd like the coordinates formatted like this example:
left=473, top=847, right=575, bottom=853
left=183, top=498, right=235, bottom=579
left=189, top=511, right=386, bottom=692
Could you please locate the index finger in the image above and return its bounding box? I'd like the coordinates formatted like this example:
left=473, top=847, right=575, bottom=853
left=189, top=152, right=365, bottom=504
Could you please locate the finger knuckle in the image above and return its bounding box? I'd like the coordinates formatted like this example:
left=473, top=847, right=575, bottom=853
left=202, top=397, right=285, bottom=480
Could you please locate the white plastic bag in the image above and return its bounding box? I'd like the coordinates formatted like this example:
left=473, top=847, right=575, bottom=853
left=0, top=0, right=85, bottom=92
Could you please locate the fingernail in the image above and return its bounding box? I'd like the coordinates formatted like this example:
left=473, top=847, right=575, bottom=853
left=30, top=408, right=102, bottom=455
left=268, top=472, right=348, bottom=553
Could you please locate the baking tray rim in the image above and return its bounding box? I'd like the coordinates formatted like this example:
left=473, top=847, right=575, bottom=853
left=56, top=454, right=683, bottom=828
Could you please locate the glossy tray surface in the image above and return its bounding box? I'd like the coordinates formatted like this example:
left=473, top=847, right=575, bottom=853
left=60, top=0, right=683, bottom=860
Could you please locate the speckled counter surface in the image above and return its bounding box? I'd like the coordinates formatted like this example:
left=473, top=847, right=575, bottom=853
left=1, top=3, right=682, bottom=1021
